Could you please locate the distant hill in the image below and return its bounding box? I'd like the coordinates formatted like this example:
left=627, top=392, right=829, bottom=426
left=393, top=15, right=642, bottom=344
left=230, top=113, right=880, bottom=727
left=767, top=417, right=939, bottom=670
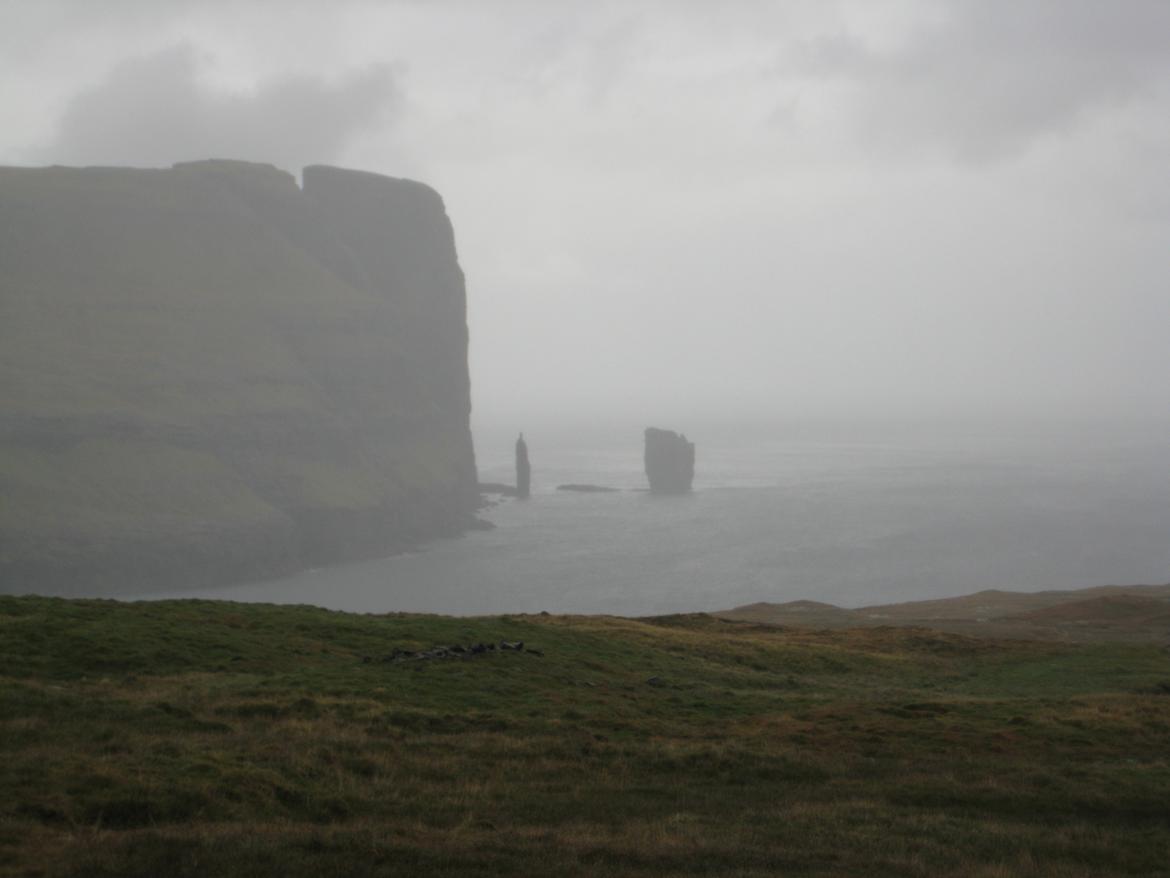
left=861, top=584, right=1170, bottom=620
left=716, top=583, right=1170, bottom=642
left=1004, top=594, right=1170, bottom=626
left=716, top=600, right=862, bottom=628
left=0, top=160, right=478, bottom=593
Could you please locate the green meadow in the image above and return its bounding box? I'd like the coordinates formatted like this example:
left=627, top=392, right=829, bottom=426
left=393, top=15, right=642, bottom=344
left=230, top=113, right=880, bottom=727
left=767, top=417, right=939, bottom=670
left=2, top=596, right=1168, bottom=876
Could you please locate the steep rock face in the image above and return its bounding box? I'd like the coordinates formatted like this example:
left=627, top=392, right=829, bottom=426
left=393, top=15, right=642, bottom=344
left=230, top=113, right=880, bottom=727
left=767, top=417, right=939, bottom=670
left=0, top=160, right=478, bottom=593
left=514, top=434, right=530, bottom=499
left=644, top=428, right=695, bottom=493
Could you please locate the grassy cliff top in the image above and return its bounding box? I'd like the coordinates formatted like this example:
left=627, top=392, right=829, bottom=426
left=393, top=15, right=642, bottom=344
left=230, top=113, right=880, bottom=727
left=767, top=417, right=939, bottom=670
left=2, top=596, right=1169, bottom=876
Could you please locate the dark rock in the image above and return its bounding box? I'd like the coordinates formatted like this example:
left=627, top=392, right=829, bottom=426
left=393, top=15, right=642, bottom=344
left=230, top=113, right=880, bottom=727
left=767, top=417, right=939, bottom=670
left=379, top=640, right=537, bottom=664
left=645, top=676, right=665, bottom=687
left=644, top=428, right=695, bottom=493
left=515, top=434, right=531, bottom=499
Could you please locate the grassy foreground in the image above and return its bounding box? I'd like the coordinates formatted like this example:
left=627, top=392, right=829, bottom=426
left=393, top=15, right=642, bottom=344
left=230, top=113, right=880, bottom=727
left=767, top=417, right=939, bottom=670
left=1, top=596, right=1169, bottom=877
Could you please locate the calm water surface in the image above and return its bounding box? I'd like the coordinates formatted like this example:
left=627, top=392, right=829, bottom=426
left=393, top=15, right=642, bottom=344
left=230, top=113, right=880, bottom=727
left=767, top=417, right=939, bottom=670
left=140, top=421, right=1170, bottom=615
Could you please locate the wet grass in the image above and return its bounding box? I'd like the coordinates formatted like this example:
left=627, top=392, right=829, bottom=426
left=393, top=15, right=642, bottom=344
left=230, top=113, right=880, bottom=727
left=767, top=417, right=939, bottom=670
left=1, top=596, right=1169, bottom=876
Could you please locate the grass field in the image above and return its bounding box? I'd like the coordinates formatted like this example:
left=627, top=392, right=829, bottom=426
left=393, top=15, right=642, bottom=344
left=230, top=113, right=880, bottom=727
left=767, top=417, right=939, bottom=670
left=2, top=595, right=1169, bottom=876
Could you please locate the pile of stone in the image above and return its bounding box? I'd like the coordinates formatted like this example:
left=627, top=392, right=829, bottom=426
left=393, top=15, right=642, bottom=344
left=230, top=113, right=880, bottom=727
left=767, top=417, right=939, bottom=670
left=363, top=641, right=542, bottom=664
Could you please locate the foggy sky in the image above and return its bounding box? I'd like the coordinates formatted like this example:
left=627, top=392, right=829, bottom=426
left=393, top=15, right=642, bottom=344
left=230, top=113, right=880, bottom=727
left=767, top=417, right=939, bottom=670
left=2, top=0, right=1168, bottom=426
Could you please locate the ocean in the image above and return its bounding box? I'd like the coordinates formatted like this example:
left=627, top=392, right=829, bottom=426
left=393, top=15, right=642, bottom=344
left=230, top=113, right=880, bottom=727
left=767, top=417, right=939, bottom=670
left=137, top=419, right=1170, bottom=616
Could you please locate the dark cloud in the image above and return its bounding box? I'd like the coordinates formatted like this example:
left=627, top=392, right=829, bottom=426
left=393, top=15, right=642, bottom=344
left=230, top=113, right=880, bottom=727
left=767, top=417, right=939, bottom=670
left=795, top=0, right=1170, bottom=162
left=46, top=44, right=399, bottom=172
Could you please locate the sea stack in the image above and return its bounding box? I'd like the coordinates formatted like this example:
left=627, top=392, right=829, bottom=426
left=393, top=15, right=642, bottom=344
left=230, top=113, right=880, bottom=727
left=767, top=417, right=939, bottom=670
left=515, top=433, right=531, bottom=499
left=644, top=428, right=695, bottom=493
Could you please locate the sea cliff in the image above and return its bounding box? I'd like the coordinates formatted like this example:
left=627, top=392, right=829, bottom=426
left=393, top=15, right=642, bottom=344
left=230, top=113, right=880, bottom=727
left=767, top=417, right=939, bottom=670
left=0, top=160, right=478, bottom=593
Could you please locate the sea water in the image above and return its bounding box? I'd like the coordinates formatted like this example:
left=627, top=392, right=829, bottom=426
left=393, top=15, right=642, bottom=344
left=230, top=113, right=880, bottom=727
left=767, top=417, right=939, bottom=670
left=139, top=419, right=1170, bottom=616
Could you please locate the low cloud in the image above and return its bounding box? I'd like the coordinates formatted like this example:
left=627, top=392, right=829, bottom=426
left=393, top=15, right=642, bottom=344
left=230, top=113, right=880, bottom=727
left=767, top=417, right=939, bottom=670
left=46, top=44, right=399, bottom=172
left=794, top=0, right=1170, bottom=162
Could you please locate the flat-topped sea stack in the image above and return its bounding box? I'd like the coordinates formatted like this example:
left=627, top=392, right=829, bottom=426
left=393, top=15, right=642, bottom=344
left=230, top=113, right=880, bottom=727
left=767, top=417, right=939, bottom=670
left=0, top=160, right=478, bottom=593
left=644, top=427, right=695, bottom=493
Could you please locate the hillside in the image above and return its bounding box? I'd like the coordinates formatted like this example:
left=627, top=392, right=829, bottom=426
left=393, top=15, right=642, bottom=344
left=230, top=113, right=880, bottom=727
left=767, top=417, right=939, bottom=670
left=1, top=596, right=1169, bottom=876
left=717, top=583, right=1170, bottom=642
left=0, top=161, right=478, bottom=593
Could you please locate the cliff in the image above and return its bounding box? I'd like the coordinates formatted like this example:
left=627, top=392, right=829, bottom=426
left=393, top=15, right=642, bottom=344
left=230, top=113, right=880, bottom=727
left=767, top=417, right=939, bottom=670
left=0, top=160, right=478, bottom=593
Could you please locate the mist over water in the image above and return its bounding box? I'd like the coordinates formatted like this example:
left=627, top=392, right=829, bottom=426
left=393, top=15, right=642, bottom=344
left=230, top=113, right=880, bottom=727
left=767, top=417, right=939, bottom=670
left=5, top=3, right=1170, bottom=614
left=141, top=419, right=1170, bottom=616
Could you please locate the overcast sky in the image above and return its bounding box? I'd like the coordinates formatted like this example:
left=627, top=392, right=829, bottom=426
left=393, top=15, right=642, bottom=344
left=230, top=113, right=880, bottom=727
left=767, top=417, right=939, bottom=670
left=3, top=0, right=1168, bottom=426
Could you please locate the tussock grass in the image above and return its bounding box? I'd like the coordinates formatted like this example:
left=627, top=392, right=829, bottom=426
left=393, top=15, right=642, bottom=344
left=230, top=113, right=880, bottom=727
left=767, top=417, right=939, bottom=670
left=1, top=596, right=1168, bottom=876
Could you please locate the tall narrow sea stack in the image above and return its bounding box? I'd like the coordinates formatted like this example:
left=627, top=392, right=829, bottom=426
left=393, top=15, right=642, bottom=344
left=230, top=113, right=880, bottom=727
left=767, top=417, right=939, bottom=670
left=0, top=160, right=478, bottom=593
left=515, top=433, right=531, bottom=499
left=644, top=428, right=695, bottom=493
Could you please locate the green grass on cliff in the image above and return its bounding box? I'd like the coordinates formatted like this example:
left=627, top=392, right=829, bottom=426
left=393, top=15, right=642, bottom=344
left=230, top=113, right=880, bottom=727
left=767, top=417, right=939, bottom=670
left=1, top=596, right=1169, bottom=877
